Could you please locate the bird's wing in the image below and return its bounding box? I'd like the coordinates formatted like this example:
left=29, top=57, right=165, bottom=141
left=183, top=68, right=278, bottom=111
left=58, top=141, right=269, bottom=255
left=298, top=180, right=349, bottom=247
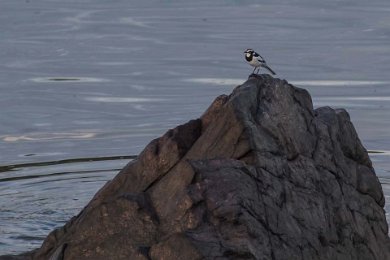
left=253, top=52, right=266, bottom=63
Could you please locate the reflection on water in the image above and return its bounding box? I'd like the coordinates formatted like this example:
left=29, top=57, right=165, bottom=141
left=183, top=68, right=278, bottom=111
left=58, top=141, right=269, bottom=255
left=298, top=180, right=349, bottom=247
left=2, top=132, right=96, bottom=142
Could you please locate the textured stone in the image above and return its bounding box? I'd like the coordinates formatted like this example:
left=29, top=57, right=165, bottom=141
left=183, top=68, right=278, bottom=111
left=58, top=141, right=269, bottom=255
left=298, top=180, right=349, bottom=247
left=3, top=74, right=389, bottom=260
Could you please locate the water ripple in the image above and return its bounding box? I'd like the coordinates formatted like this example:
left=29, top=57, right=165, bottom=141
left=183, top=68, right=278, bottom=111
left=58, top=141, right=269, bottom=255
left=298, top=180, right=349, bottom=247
left=84, top=97, right=167, bottom=103
left=0, top=155, right=136, bottom=174
left=184, top=78, right=390, bottom=87
left=30, top=77, right=110, bottom=83
left=2, top=132, right=96, bottom=142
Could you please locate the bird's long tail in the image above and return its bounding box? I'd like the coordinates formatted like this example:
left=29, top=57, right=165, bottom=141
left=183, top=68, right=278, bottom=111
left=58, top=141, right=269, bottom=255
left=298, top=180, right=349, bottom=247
left=262, top=64, right=276, bottom=75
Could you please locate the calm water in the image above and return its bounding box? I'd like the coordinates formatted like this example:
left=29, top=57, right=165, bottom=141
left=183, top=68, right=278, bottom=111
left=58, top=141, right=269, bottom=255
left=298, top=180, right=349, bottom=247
left=1, top=0, right=390, bottom=254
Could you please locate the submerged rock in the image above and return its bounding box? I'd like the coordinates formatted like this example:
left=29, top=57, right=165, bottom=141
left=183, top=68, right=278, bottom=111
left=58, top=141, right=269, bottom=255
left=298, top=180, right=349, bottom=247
left=4, top=75, right=390, bottom=259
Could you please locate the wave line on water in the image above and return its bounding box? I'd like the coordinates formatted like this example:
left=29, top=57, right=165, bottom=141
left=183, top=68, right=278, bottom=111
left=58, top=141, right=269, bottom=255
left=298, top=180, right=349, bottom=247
left=368, top=150, right=390, bottom=155
left=3, top=132, right=97, bottom=142
left=84, top=97, right=167, bottom=103
left=0, top=155, right=137, bottom=174
left=0, top=168, right=125, bottom=183
left=29, top=77, right=110, bottom=83
left=316, top=96, right=390, bottom=101
left=183, top=78, right=390, bottom=87
left=290, top=80, right=390, bottom=86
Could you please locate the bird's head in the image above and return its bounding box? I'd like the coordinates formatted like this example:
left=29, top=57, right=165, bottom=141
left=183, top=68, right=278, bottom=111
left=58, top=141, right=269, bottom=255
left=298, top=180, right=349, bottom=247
left=244, top=49, right=254, bottom=57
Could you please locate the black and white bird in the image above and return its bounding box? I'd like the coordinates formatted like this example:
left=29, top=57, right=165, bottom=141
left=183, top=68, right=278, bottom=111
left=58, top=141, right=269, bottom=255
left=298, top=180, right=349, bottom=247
left=244, top=49, right=276, bottom=75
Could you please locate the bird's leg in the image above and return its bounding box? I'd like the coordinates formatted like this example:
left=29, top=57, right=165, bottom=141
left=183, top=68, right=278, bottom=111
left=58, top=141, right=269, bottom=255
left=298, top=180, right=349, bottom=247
left=252, top=67, right=256, bottom=74
left=256, top=67, right=260, bottom=74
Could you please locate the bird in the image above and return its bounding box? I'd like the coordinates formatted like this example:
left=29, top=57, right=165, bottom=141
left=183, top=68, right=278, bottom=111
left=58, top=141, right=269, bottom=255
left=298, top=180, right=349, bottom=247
left=244, top=49, right=276, bottom=75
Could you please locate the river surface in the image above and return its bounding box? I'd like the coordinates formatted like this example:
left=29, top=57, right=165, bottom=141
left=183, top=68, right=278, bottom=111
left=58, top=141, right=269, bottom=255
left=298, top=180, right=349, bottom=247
left=1, top=0, right=390, bottom=254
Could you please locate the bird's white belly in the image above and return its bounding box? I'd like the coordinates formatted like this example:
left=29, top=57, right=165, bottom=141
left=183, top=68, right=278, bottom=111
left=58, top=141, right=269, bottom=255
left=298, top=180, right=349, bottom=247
left=249, top=58, right=261, bottom=67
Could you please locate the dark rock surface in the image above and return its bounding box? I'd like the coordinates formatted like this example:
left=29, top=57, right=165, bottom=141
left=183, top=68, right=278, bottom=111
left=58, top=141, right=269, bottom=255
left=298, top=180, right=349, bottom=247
left=4, top=75, right=390, bottom=260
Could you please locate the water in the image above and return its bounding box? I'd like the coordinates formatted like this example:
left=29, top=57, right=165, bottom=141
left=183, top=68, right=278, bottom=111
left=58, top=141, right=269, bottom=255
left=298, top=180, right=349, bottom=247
left=1, top=0, right=390, bottom=255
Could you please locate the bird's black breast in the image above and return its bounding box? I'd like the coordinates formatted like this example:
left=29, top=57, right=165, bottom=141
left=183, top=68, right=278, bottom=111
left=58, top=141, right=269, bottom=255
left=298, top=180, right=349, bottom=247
left=245, top=55, right=252, bottom=62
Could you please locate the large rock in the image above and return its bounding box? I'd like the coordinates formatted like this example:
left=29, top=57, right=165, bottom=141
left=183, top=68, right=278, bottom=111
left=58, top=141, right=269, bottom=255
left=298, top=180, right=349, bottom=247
left=5, top=75, right=390, bottom=259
